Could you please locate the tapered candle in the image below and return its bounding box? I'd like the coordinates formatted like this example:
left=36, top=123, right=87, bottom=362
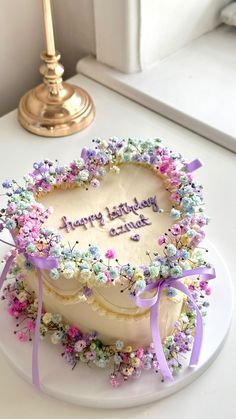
left=42, top=0, right=56, bottom=56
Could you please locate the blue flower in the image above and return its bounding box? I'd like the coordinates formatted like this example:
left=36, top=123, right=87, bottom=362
left=142, top=153, right=150, bottom=163
left=50, top=268, right=60, bottom=280
left=170, top=208, right=181, bottom=220
left=114, top=353, right=122, bottom=365
left=109, top=267, right=119, bottom=280
left=2, top=179, right=12, bottom=189
left=170, top=265, right=182, bottom=278
left=80, top=262, right=90, bottom=270
left=181, top=197, right=194, bottom=212
left=24, top=260, right=33, bottom=270
left=62, top=247, right=72, bottom=258
left=187, top=229, right=196, bottom=238
left=181, top=249, right=190, bottom=260
left=50, top=246, right=62, bottom=258
left=88, top=245, right=101, bottom=259
left=121, top=264, right=134, bottom=277
left=5, top=219, right=16, bottom=230
left=134, top=279, right=146, bottom=292
left=166, top=287, right=178, bottom=298
left=166, top=244, right=177, bottom=257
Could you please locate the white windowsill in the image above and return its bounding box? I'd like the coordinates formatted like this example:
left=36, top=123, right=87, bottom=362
left=77, top=25, right=236, bottom=152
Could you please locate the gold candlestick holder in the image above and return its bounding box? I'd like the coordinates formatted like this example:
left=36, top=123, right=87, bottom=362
left=18, top=1, right=95, bottom=137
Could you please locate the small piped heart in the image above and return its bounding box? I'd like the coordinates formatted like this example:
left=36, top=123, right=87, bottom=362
left=130, top=234, right=140, bottom=242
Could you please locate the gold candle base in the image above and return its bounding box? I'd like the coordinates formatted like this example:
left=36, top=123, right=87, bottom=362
left=18, top=52, right=95, bottom=137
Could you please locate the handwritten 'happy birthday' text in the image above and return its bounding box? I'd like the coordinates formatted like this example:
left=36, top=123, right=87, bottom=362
left=59, top=195, right=159, bottom=238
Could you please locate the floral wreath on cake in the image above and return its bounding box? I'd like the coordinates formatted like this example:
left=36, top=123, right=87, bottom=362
left=0, top=138, right=215, bottom=388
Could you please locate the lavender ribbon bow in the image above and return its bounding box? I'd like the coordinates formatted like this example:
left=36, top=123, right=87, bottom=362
left=134, top=267, right=215, bottom=381
left=0, top=251, right=58, bottom=389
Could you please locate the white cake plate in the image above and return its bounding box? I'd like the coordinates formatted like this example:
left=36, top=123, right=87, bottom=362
left=0, top=239, right=233, bottom=409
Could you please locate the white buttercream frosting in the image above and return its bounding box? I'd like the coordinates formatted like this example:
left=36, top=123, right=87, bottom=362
left=39, top=164, right=173, bottom=266
left=23, top=164, right=184, bottom=345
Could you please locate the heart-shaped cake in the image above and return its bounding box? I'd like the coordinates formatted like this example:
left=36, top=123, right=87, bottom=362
left=0, top=137, right=214, bottom=387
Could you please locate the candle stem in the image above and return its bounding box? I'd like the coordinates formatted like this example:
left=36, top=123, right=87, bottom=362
left=42, top=0, right=56, bottom=56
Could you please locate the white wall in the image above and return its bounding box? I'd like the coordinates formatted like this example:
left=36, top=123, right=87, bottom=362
left=93, top=0, right=140, bottom=73
left=140, top=0, right=232, bottom=69
left=52, top=0, right=95, bottom=78
left=0, top=0, right=95, bottom=117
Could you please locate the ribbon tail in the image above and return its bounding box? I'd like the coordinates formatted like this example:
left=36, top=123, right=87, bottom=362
left=171, top=280, right=203, bottom=366
left=0, top=254, right=16, bottom=291
left=32, top=268, right=43, bottom=389
left=151, top=287, right=173, bottom=381
left=185, top=159, right=203, bottom=173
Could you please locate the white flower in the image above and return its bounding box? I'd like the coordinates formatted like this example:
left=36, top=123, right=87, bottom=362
left=51, top=331, right=63, bottom=344
left=110, top=166, right=120, bottom=174
left=42, top=312, right=52, bottom=325
left=63, top=269, right=74, bottom=279
left=80, top=269, right=92, bottom=281
left=18, top=291, right=27, bottom=302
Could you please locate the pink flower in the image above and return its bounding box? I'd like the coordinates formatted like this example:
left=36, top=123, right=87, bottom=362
left=110, top=375, right=121, bottom=388
left=159, top=163, right=169, bottom=174
left=200, top=281, right=207, bottom=290
left=170, top=192, right=180, bottom=203
left=16, top=272, right=25, bottom=281
left=68, top=325, right=80, bottom=338
left=16, top=331, right=27, bottom=342
left=8, top=306, right=18, bottom=317
left=20, top=300, right=28, bottom=309
left=7, top=203, right=16, bottom=214
left=180, top=224, right=188, bottom=234
left=170, top=178, right=180, bottom=187
left=120, top=352, right=128, bottom=362
left=105, top=249, right=116, bottom=259
left=16, top=236, right=26, bottom=248
left=18, top=215, right=27, bottom=227
left=90, top=179, right=100, bottom=188
left=196, top=217, right=207, bottom=227
left=30, top=226, right=40, bottom=239
left=85, top=351, right=96, bottom=361
left=136, top=347, right=144, bottom=359
left=65, top=346, right=73, bottom=353
left=14, top=300, right=24, bottom=311
left=104, top=271, right=112, bottom=283
left=187, top=174, right=193, bottom=182
left=158, top=235, right=166, bottom=246
left=205, top=287, right=211, bottom=296
left=41, top=181, right=52, bottom=192
left=70, top=162, right=79, bottom=175
left=65, top=174, right=74, bottom=184
left=74, top=339, right=87, bottom=352
left=26, top=319, right=35, bottom=331
left=170, top=224, right=181, bottom=236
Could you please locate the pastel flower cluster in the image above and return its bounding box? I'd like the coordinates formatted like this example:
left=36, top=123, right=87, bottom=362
left=1, top=262, right=211, bottom=387
left=0, top=137, right=209, bottom=294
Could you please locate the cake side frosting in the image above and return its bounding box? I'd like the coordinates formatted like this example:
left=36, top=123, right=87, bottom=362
left=23, top=265, right=184, bottom=346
